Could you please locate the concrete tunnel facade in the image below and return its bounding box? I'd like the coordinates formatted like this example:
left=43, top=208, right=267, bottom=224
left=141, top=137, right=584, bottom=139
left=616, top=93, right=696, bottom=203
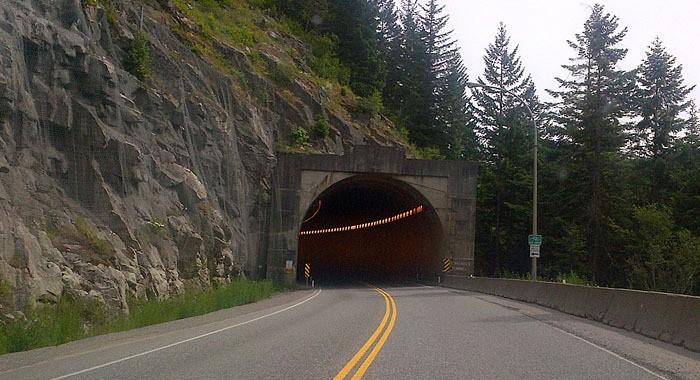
left=266, top=146, right=477, bottom=286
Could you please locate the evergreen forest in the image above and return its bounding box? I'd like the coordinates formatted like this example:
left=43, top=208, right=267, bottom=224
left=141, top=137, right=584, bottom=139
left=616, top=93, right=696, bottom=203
left=224, top=0, right=700, bottom=294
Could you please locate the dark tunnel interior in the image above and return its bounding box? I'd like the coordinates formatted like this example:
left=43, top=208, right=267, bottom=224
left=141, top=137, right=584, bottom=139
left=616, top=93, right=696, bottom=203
left=297, top=175, right=445, bottom=284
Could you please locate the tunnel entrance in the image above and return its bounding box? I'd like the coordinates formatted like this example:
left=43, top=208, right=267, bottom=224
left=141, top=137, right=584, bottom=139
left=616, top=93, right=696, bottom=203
left=266, top=147, right=476, bottom=287
left=297, top=175, right=444, bottom=283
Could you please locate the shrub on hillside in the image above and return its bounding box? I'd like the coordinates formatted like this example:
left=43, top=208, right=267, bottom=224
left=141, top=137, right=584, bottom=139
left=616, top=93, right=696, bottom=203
left=124, top=31, right=152, bottom=81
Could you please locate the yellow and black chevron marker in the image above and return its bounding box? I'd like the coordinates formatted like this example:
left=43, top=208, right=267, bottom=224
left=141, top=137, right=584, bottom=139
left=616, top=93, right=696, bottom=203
left=442, top=258, right=452, bottom=273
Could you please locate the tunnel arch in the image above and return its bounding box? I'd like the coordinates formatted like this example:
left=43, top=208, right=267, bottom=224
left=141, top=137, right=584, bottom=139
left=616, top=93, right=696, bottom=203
left=266, top=146, right=476, bottom=286
left=296, top=174, right=445, bottom=282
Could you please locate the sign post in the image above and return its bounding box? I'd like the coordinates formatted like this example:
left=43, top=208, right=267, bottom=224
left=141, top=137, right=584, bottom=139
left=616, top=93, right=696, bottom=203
left=527, top=235, right=542, bottom=273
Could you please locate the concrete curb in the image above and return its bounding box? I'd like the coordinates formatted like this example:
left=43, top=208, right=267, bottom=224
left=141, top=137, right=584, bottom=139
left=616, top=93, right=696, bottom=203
left=674, top=296, right=700, bottom=351
left=442, top=276, right=700, bottom=353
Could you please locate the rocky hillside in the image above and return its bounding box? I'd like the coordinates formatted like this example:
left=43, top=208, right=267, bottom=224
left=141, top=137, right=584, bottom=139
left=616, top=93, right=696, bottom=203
left=0, top=0, right=405, bottom=313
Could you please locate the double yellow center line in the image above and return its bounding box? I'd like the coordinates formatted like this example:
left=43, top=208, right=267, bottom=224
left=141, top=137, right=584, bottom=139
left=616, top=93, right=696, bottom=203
left=333, top=285, right=397, bottom=380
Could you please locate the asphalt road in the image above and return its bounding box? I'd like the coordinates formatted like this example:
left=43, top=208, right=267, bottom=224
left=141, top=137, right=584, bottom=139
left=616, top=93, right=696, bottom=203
left=1, top=283, right=699, bottom=380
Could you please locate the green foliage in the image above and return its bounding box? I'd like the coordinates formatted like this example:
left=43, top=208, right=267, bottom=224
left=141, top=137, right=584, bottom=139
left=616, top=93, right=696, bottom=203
left=178, top=34, right=241, bottom=77
left=312, top=115, right=330, bottom=138
left=470, top=24, right=540, bottom=276
left=625, top=205, right=700, bottom=294
left=0, top=291, right=109, bottom=354
left=139, top=219, right=170, bottom=247
left=500, top=270, right=535, bottom=281
left=414, top=146, right=445, bottom=160
left=75, top=217, right=113, bottom=261
left=103, top=0, right=118, bottom=26
left=82, top=0, right=118, bottom=26
left=635, top=38, right=694, bottom=159
left=144, top=219, right=169, bottom=239
left=197, top=0, right=224, bottom=9
left=634, top=38, right=695, bottom=205
left=247, top=0, right=275, bottom=8
left=169, top=0, right=267, bottom=78
left=309, top=35, right=350, bottom=84
left=386, top=0, right=432, bottom=148
left=0, top=279, right=275, bottom=354
left=267, top=64, right=295, bottom=87
left=114, top=278, right=275, bottom=331
left=556, top=271, right=592, bottom=286
left=291, top=127, right=310, bottom=147
left=396, top=127, right=410, bottom=142
left=356, top=90, right=383, bottom=115
left=496, top=270, right=591, bottom=285
left=547, top=4, right=635, bottom=285
left=669, top=141, right=700, bottom=235
left=124, top=31, right=152, bottom=81
left=273, top=0, right=329, bottom=32
left=325, top=0, right=385, bottom=98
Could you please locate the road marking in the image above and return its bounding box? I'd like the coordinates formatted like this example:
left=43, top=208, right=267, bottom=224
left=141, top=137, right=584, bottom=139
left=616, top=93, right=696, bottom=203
left=547, top=323, right=669, bottom=380
left=333, top=284, right=397, bottom=380
left=474, top=294, right=669, bottom=380
left=49, top=289, right=323, bottom=380
left=351, top=287, right=397, bottom=379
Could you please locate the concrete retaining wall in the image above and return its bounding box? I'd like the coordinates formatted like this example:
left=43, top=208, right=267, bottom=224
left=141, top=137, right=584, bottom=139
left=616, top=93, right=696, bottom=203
left=442, top=276, right=700, bottom=352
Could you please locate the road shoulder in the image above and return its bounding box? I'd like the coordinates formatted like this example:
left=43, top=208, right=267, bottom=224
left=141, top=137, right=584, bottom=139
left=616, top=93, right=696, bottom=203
left=0, top=289, right=315, bottom=373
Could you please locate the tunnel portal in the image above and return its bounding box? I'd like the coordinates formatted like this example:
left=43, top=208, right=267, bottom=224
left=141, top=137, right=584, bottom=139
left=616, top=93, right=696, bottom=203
left=266, top=146, right=476, bottom=287
left=297, top=175, right=444, bottom=282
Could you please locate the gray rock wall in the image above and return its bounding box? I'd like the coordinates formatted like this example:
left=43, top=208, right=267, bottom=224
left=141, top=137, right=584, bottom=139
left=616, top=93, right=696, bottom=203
left=0, top=0, right=401, bottom=313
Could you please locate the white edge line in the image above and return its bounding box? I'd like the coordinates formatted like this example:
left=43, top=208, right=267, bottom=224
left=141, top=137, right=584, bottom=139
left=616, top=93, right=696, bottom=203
left=546, top=322, right=669, bottom=380
left=50, top=289, right=323, bottom=380
left=450, top=288, right=669, bottom=380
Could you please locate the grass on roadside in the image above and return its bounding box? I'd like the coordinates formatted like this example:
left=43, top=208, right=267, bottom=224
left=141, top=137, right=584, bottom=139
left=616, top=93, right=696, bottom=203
left=0, top=278, right=276, bottom=354
left=111, top=278, right=275, bottom=331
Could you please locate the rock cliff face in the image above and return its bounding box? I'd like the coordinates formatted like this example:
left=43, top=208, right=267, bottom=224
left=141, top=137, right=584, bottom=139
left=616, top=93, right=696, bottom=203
left=0, top=0, right=404, bottom=312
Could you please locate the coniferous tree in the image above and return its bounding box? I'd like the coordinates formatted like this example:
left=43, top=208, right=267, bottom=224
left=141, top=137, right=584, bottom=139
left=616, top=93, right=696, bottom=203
left=438, top=50, right=477, bottom=160
left=547, top=4, right=635, bottom=285
left=371, top=0, right=401, bottom=58
left=385, top=0, right=474, bottom=154
left=670, top=136, right=700, bottom=235
left=421, top=0, right=456, bottom=92
left=326, top=0, right=384, bottom=98
left=471, top=23, right=540, bottom=275
left=687, top=101, right=700, bottom=139
left=420, top=0, right=474, bottom=157
left=389, top=0, right=432, bottom=146
left=664, top=105, right=700, bottom=254
left=633, top=38, right=695, bottom=203
left=372, top=0, right=402, bottom=118
left=274, top=0, right=328, bottom=31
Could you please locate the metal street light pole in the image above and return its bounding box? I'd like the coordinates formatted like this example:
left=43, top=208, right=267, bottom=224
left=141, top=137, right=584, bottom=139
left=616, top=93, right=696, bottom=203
left=466, top=82, right=538, bottom=279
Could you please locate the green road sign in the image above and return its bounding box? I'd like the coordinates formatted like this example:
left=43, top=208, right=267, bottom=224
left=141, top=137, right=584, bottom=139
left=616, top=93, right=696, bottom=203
left=528, top=234, right=542, bottom=245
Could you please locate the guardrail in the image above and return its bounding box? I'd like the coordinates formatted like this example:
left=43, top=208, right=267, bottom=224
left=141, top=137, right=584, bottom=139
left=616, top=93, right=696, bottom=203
left=442, top=275, right=700, bottom=353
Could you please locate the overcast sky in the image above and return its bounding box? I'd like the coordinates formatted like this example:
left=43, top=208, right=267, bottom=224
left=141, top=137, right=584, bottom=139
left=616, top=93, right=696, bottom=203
left=439, top=0, right=700, bottom=105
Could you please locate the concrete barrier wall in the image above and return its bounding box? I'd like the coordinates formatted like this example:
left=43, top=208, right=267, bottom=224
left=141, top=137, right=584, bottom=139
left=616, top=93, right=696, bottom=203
left=442, top=275, right=700, bottom=352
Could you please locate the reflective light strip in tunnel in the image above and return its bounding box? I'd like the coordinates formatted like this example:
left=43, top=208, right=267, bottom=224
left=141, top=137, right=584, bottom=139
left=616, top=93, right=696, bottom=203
left=300, top=205, right=424, bottom=236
